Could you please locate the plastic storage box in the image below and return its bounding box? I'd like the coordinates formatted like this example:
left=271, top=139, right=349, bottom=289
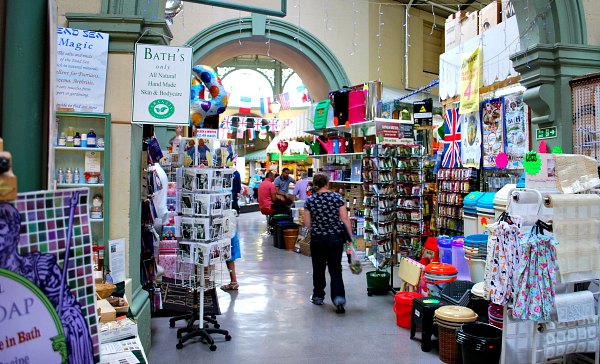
left=476, top=192, right=496, bottom=234
left=493, top=184, right=516, bottom=220
left=463, top=192, right=484, bottom=237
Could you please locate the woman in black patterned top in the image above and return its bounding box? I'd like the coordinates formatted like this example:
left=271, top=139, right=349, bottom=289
left=304, top=174, right=353, bottom=313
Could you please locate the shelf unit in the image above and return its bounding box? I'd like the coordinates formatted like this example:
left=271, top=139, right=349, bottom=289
left=52, top=111, right=111, bottom=250
left=395, top=144, right=425, bottom=258
left=362, top=144, right=396, bottom=274
left=435, top=168, right=477, bottom=236
left=311, top=152, right=365, bottom=158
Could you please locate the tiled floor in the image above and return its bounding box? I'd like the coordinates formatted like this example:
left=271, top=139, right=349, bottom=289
left=149, top=212, right=442, bottom=363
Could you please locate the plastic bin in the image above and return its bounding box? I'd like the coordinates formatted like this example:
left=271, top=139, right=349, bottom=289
left=493, top=184, right=516, bottom=220
left=463, top=192, right=484, bottom=237
left=451, top=238, right=470, bottom=281
left=467, top=258, right=486, bottom=283
left=456, top=322, right=502, bottom=364
left=366, top=270, right=390, bottom=295
left=274, top=222, right=299, bottom=249
left=393, top=291, right=423, bottom=328
left=476, top=192, right=496, bottom=234
left=438, top=237, right=453, bottom=264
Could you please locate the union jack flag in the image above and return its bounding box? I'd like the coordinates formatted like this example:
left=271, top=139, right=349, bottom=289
left=219, top=115, right=232, bottom=130
left=277, top=92, right=291, bottom=110
left=442, top=107, right=462, bottom=168
left=269, top=118, right=279, bottom=132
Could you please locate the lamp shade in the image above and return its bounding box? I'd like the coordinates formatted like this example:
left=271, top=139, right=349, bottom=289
left=271, top=100, right=281, bottom=114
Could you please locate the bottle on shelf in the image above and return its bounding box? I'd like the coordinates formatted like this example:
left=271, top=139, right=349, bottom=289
left=74, top=168, right=80, bottom=184
left=66, top=127, right=74, bottom=147
left=88, top=129, right=97, bottom=148
left=81, top=133, right=88, bottom=148
left=65, top=168, right=73, bottom=184
left=57, top=168, right=65, bottom=183
left=58, top=133, right=67, bottom=146
left=74, top=132, right=81, bottom=147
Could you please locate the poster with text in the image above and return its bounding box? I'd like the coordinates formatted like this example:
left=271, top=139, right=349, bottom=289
left=504, top=93, right=529, bottom=168
left=132, top=44, right=192, bottom=125
left=460, top=110, right=482, bottom=168
left=481, top=98, right=505, bottom=168
left=55, top=27, right=109, bottom=112
left=459, top=46, right=482, bottom=115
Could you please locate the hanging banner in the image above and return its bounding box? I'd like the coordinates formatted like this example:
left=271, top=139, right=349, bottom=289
left=55, top=27, right=109, bottom=112
left=481, top=98, right=505, bottom=168
left=132, top=44, right=192, bottom=125
left=459, top=46, right=482, bottom=115
left=460, top=110, right=482, bottom=168
left=504, top=93, right=529, bottom=168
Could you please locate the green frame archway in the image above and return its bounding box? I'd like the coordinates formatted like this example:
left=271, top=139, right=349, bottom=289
left=185, top=15, right=350, bottom=100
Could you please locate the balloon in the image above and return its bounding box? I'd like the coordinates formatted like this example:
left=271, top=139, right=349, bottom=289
left=190, top=65, right=228, bottom=127
left=277, top=140, right=289, bottom=153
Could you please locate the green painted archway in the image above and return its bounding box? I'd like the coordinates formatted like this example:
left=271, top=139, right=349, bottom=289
left=185, top=15, right=350, bottom=100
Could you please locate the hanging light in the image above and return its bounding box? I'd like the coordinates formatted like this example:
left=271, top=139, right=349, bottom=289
left=271, top=100, right=281, bottom=114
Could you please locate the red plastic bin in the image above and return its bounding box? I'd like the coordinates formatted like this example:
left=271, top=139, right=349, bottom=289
left=393, top=291, right=424, bottom=328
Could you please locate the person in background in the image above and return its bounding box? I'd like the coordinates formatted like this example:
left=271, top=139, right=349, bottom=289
left=293, top=172, right=311, bottom=201
left=249, top=169, right=262, bottom=202
left=222, top=211, right=241, bottom=291
left=258, top=171, right=277, bottom=216
left=303, top=173, right=352, bottom=314
left=274, top=168, right=295, bottom=211
left=231, top=167, right=241, bottom=212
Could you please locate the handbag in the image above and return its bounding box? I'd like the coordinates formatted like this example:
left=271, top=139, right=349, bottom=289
left=348, top=88, right=366, bottom=124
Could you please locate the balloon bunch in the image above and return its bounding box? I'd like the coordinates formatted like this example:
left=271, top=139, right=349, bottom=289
left=190, top=65, right=228, bottom=127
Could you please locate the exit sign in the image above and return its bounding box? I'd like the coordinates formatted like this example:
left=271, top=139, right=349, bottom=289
left=536, top=126, right=557, bottom=140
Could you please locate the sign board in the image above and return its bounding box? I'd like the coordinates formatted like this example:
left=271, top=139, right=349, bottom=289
left=195, top=128, right=219, bottom=139
left=132, top=44, right=192, bottom=125
left=536, top=126, right=557, bottom=140
left=413, top=99, right=433, bottom=126
left=375, top=120, right=413, bottom=145
left=459, top=46, right=482, bottom=115
left=55, top=27, right=109, bottom=112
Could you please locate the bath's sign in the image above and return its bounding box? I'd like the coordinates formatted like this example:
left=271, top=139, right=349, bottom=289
left=132, top=44, right=192, bottom=125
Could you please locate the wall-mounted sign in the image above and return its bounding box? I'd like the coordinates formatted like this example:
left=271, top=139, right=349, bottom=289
left=413, top=99, right=433, bottom=126
left=375, top=120, right=413, bottom=145
left=132, top=44, right=192, bottom=125
left=55, top=27, right=109, bottom=112
left=536, top=126, right=557, bottom=140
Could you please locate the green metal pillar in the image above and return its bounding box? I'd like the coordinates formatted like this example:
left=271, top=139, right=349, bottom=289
left=2, top=0, right=46, bottom=191
left=510, top=0, right=600, bottom=153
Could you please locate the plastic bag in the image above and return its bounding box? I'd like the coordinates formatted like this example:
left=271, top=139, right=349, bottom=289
left=346, top=245, right=362, bottom=275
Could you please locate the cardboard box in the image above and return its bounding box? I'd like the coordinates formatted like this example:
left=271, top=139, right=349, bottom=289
left=460, top=11, right=479, bottom=42
left=502, top=0, right=516, bottom=21
left=480, top=1, right=501, bottom=33
left=444, top=17, right=461, bottom=51
left=97, top=299, right=116, bottom=323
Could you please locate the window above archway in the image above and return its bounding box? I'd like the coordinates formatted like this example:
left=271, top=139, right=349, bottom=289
left=217, top=55, right=311, bottom=108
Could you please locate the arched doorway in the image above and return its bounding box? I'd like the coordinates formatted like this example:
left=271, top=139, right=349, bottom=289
left=185, top=15, right=350, bottom=101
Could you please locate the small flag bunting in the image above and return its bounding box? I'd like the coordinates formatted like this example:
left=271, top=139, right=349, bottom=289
left=239, top=96, right=252, bottom=114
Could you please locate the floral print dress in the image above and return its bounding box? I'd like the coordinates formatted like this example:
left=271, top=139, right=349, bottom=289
left=512, top=230, right=559, bottom=321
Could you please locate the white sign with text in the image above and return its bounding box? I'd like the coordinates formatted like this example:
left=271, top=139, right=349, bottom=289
left=132, top=44, right=192, bottom=125
left=55, top=27, right=109, bottom=112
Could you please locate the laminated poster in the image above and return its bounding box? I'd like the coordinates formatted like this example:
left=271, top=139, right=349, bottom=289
left=460, top=110, right=482, bottom=168
left=481, top=98, right=505, bottom=168
left=503, top=93, right=529, bottom=168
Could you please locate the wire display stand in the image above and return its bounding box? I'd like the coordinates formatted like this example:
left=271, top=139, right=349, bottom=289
left=170, top=166, right=235, bottom=351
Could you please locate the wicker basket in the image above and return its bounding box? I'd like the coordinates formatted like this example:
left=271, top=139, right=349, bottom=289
left=95, top=283, right=116, bottom=299
left=300, top=241, right=311, bottom=256
left=438, top=325, right=462, bottom=364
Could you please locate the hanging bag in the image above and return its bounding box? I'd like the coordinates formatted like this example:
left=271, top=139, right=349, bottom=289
left=348, top=88, right=366, bottom=124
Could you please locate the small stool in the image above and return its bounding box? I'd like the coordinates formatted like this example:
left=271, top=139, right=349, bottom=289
left=410, top=297, right=446, bottom=352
